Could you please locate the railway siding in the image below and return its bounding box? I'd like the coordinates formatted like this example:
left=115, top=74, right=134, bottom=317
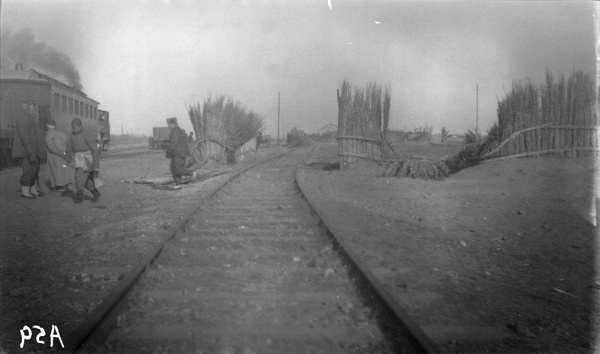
left=2, top=145, right=436, bottom=353
left=97, top=150, right=392, bottom=353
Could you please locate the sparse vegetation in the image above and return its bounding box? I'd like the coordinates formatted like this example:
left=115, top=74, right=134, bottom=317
left=441, top=127, right=449, bottom=142
left=381, top=156, right=449, bottom=180
left=287, top=127, right=311, bottom=147
left=463, top=129, right=481, bottom=145
left=443, top=143, right=484, bottom=174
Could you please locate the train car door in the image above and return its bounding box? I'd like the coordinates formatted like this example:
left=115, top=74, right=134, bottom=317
left=38, top=104, right=51, bottom=132
left=0, top=92, right=19, bottom=167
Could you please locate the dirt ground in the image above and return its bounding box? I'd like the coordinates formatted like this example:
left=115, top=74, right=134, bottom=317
left=1, top=141, right=599, bottom=353
left=299, top=142, right=599, bottom=353
left=0, top=145, right=286, bottom=352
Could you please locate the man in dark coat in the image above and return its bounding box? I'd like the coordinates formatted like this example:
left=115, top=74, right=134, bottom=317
left=165, top=117, right=194, bottom=189
left=13, top=99, right=46, bottom=199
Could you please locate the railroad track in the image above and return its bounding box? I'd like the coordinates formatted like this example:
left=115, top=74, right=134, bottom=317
left=64, top=148, right=436, bottom=353
left=0, top=147, right=160, bottom=171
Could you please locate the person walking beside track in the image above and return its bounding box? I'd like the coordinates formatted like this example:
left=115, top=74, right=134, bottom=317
left=165, top=117, right=195, bottom=190
left=45, top=118, right=73, bottom=193
left=65, top=118, right=101, bottom=203
left=13, top=99, right=46, bottom=199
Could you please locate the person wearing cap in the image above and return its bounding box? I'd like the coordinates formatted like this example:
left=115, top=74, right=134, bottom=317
left=165, top=117, right=194, bottom=189
left=45, top=118, right=73, bottom=193
left=65, top=118, right=101, bottom=203
left=13, top=99, right=46, bottom=199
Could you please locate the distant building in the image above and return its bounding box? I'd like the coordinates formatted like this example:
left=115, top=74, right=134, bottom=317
left=317, top=123, right=337, bottom=135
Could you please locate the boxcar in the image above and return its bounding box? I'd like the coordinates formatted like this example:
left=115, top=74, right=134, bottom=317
left=0, top=65, right=107, bottom=166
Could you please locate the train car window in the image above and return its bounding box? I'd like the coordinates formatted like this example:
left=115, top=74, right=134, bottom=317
left=93, top=107, right=97, bottom=120
left=62, top=96, right=67, bottom=112
left=80, top=102, right=84, bottom=117
left=53, top=93, right=60, bottom=112
left=69, top=98, right=73, bottom=114
left=75, top=100, right=79, bottom=115
left=85, top=104, right=89, bottom=118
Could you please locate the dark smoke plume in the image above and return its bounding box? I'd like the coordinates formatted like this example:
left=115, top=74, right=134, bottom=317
left=0, top=28, right=83, bottom=91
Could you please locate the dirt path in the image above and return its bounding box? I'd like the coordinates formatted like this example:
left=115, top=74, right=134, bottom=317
left=0, top=146, right=286, bottom=352
left=101, top=148, right=390, bottom=353
left=1, top=142, right=598, bottom=353
left=299, top=142, right=599, bottom=353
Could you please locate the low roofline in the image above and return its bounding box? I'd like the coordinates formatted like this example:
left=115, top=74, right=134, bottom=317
left=0, top=68, right=99, bottom=104
left=0, top=77, right=100, bottom=105
left=317, top=123, right=338, bottom=132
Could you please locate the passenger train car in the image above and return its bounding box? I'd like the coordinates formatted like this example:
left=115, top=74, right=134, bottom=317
left=0, top=64, right=109, bottom=166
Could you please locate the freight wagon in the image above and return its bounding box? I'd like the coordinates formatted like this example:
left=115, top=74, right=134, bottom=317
left=149, top=127, right=171, bottom=149
left=0, top=65, right=108, bottom=166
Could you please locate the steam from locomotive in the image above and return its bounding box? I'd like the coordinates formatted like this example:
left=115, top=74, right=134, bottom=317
left=0, top=27, right=83, bottom=91
left=0, top=28, right=109, bottom=167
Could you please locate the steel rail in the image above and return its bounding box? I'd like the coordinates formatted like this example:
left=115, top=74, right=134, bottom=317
left=69, top=145, right=437, bottom=353
left=67, top=149, right=293, bottom=353
left=296, top=166, right=440, bottom=354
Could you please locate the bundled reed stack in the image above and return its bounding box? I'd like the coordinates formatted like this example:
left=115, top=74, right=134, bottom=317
left=337, top=80, right=390, bottom=168
left=492, top=70, right=598, bottom=158
left=187, top=95, right=264, bottom=164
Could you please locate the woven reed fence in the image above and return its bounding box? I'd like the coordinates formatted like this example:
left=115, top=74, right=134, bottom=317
left=237, top=136, right=257, bottom=156
left=337, top=81, right=390, bottom=169
left=485, top=71, right=599, bottom=159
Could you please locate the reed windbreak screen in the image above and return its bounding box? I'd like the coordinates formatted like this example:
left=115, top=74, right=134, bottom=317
left=337, top=81, right=390, bottom=169
left=490, top=71, right=599, bottom=158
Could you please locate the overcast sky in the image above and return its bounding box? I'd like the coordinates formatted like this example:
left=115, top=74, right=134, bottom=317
left=1, top=0, right=596, bottom=137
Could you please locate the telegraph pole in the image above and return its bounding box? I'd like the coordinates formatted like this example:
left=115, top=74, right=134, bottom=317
left=594, top=2, right=600, bottom=230
left=476, top=84, right=479, bottom=138
left=595, top=2, right=600, bottom=105
left=277, top=91, right=280, bottom=142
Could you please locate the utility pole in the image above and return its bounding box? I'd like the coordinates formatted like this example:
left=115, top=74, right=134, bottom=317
left=277, top=91, right=280, bottom=142
left=595, top=2, right=600, bottom=106
left=595, top=1, right=600, bottom=253
left=476, top=84, right=479, bottom=138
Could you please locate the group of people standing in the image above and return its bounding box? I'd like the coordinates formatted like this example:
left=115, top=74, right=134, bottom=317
left=14, top=99, right=102, bottom=204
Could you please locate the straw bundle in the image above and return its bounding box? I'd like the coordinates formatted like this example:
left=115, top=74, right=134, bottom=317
left=187, top=95, right=264, bottom=164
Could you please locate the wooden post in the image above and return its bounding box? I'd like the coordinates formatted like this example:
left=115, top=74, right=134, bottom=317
left=476, top=84, right=479, bottom=138
left=595, top=2, right=600, bottom=106
left=595, top=3, right=600, bottom=156
left=277, top=91, right=280, bottom=142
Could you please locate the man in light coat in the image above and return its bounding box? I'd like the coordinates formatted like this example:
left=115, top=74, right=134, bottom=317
left=45, top=118, right=73, bottom=192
